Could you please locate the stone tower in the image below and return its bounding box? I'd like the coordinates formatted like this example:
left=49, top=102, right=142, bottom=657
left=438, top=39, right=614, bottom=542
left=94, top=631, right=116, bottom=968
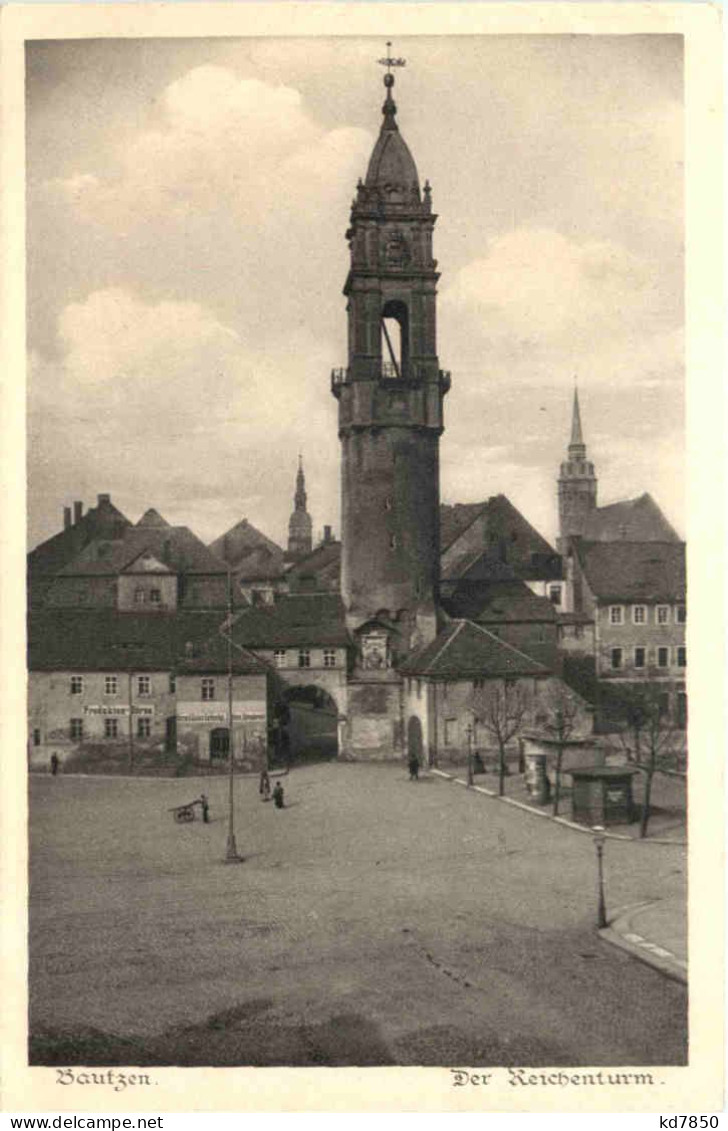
left=331, top=63, right=450, bottom=667
left=287, top=456, right=313, bottom=560
left=557, top=387, right=597, bottom=552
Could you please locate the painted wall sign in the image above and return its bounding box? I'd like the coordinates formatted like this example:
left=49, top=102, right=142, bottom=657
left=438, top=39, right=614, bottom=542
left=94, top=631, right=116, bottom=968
left=177, top=702, right=265, bottom=724
left=83, top=705, right=154, bottom=717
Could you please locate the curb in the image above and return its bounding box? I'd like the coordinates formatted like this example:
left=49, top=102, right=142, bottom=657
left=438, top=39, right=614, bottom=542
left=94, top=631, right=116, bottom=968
left=598, top=901, right=687, bottom=985
left=428, top=768, right=686, bottom=846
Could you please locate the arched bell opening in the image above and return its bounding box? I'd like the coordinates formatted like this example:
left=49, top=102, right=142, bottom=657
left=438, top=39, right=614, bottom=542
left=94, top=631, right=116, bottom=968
left=381, top=299, right=409, bottom=378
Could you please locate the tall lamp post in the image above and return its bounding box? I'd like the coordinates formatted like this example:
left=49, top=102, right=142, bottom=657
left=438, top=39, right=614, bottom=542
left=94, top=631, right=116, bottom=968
left=223, top=571, right=242, bottom=864
left=592, top=825, right=607, bottom=929
left=466, top=722, right=474, bottom=787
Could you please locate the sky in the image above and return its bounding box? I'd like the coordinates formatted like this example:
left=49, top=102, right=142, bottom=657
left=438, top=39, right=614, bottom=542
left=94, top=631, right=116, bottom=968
left=26, top=34, right=684, bottom=551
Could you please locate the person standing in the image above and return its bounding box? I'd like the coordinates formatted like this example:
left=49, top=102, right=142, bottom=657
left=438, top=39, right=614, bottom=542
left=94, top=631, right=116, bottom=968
left=50, top=753, right=59, bottom=777
left=259, top=769, right=271, bottom=802
left=273, top=781, right=285, bottom=809
left=200, top=793, right=210, bottom=823
left=408, top=754, right=420, bottom=781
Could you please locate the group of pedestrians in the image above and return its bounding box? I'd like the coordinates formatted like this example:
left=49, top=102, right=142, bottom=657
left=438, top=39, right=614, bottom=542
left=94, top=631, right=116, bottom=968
left=259, top=770, right=285, bottom=809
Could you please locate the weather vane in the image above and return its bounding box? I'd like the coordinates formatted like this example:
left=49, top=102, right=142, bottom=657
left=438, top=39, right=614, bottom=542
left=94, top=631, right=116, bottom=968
left=378, top=41, right=406, bottom=76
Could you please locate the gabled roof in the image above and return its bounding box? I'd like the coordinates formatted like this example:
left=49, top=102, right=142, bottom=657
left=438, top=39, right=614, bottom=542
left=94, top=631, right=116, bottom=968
left=441, top=580, right=558, bottom=624
left=209, top=519, right=283, bottom=569
left=581, top=493, right=680, bottom=543
left=27, top=610, right=265, bottom=673
left=235, top=545, right=286, bottom=582
left=175, top=633, right=269, bottom=676
left=28, top=497, right=132, bottom=589
left=58, top=526, right=227, bottom=577
left=399, top=620, right=548, bottom=679
left=575, top=540, right=686, bottom=602
left=136, top=508, right=171, bottom=528
left=286, top=540, right=342, bottom=591
left=232, top=593, right=348, bottom=649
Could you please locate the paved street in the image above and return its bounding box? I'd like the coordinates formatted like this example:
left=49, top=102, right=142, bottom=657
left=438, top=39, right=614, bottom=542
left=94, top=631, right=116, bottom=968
left=29, top=764, right=687, bottom=1066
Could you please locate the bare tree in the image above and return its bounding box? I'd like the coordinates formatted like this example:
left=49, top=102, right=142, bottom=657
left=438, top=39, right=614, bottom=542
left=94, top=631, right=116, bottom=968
left=469, top=679, right=529, bottom=797
left=540, top=682, right=581, bottom=816
left=606, top=672, right=682, bottom=838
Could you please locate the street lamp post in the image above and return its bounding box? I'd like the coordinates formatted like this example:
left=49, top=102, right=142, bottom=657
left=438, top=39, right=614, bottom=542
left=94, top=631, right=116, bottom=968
left=224, top=571, right=242, bottom=864
left=466, top=723, right=474, bottom=787
left=592, top=825, right=607, bottom=929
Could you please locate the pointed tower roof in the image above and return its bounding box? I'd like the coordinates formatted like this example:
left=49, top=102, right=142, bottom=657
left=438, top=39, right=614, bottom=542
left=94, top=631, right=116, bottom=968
left=136, top=508, right=171, bottom=528
left=364, top=64, right=420, bottom=194
left=568, top=384, right=587, bottom=459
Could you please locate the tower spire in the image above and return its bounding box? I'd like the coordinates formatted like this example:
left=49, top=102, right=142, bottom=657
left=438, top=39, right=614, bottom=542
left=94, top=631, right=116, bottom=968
left=570, top=382, right=585, bottom=453
left=557, top=383, right=596, bottom=552
left=287, top=456, right=312, bottom=559
left=377, top=40, right=406, bottom=130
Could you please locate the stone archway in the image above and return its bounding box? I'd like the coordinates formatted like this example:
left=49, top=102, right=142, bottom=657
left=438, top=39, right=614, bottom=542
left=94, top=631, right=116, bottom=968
left=407, top=715, right=423, bottom=763
left=278, top=684, right=339, bottom=765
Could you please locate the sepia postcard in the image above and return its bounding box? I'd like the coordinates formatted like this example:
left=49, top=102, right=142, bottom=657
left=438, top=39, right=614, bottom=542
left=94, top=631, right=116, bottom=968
left=1, top=1, right=724, bottom=1116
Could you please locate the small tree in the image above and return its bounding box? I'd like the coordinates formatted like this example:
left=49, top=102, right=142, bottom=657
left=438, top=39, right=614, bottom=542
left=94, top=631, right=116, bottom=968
left=469, top=679, right=528, bottom=797
left=608, top=674, right=681, bottom=838
left=540, top=682, right=581, bottom=816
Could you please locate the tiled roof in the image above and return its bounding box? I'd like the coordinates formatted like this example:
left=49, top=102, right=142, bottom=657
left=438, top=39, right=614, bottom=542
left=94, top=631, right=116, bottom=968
left=59, top=527, right=228, bottom=577
left=576, top=540, right=686, bottom=602
left=439, top=503, right=487, bottom=551
left=136, top=508, right=171, bottom=527
left=28, top=498, right=132, bottom=589
left=234, top=545, right=286, bottom=581
left=441, top=580, right=558, bottom=624
left=286, top=541, right=342, bottom=589
left=581, top=494, right=680, bottom=543
left=209, top=519, right=283, bottom=569
left=232, top=593, right=349, bottom=648
left=399, top=620, right=548, bottom=679
left=27, top=610, right=264, bottom=674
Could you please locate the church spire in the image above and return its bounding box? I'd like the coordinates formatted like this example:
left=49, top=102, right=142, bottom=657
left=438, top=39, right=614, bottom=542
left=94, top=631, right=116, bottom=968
left=569, top=384, right=586, bottom=456
left=287, top=456, right=312, bottom=559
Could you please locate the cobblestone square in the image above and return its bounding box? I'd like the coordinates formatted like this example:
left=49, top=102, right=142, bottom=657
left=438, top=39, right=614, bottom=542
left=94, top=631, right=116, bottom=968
left=30, top=763, right=687, bottom=1066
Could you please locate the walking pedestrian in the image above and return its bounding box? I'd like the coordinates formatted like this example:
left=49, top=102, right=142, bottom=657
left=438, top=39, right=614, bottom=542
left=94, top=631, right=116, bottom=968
left=259, top=769, right=271, bottom=802
left=200, top=793, right=210, bottom=823
left=408, top=754, right=419, bottom=781
left=273, top=781, right=285, bottom=809
left=50, top=753, right=59, bottom=777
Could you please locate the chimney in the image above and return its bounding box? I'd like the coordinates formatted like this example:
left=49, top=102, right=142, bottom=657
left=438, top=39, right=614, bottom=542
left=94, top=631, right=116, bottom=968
left=63, top=506, right=72, bottom=531
left=73, top=501, right=83, bottom=524
left=97, top=493, right=111, bottom=506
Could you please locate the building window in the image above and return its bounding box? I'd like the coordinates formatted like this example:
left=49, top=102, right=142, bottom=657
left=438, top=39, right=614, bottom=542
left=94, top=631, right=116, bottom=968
left=634, top=647, right=646, bottom=669
left=609, top=606, right=623, bottom=625
left=70, top=675, right=83, bottom=695
left=632, top=605, right=647, bottom=625
left=149, top=588, right=162, bottom=605
left=675, top=605, right=686, bottom=625
left=33, top=728, right=41, bottom=746
left=134, top=588, right=146, bottom=604
left=676, top=646, right=686, bottom=668
left=104, top=718, right=119, bottom=739
left=323, top=649, right=336, bottom=669
left=169, top=673, right=176, bottom=694
left=137, top=675, right=151, bottom=697
left=610, top=648, right=622, bottom=670
left=70, top=718, right=83, bottom=740
left=201, top=678, right=215, bottom=701
left=657, top=647, right=669, bottom=669
left=656, top=605, right=670, bottom=625
left=104, top=675, right=118, bottom=696
left=444, top=718, right=457, bottom=747
left=273, top=649, right=286, bottom=669
left=548, top=585, right=562, bottom=606
left=298, top=649, right=311, bottom=669
left=137, top=716, right=151, bottom=738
